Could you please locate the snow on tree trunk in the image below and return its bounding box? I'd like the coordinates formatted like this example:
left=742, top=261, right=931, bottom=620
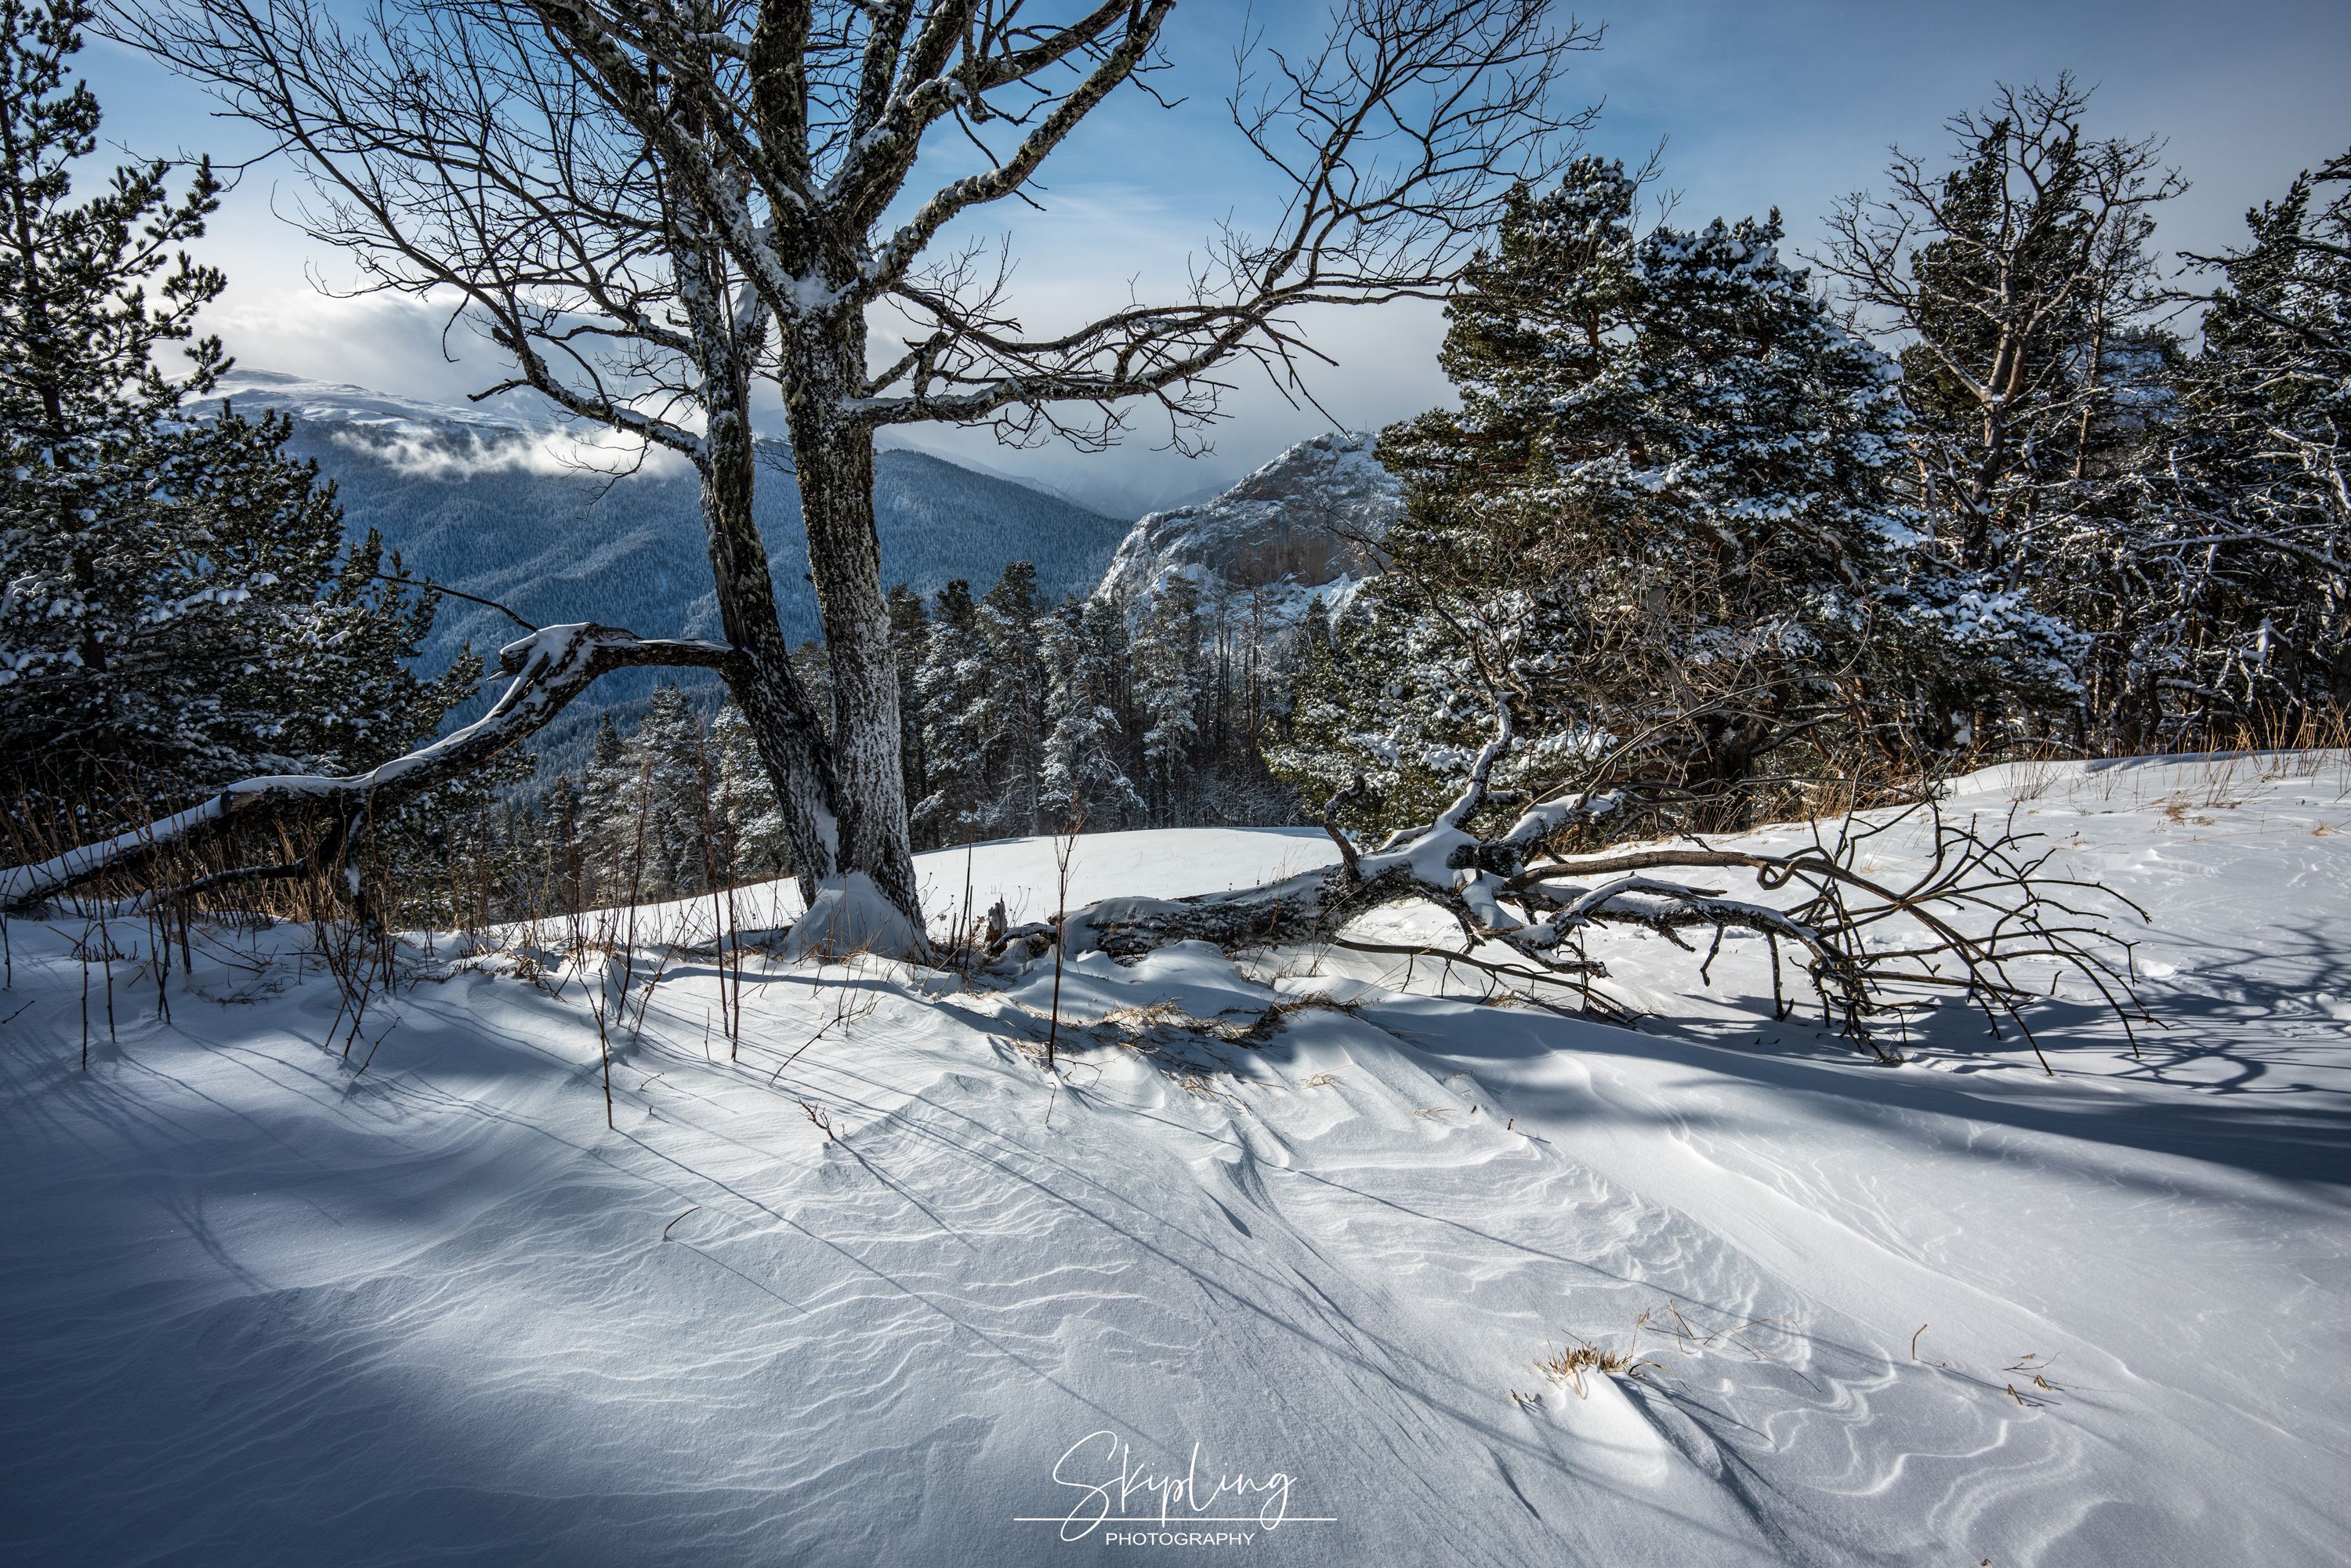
left=783, top=872, right=925, bottom=964
left=697, top=404, right=840, bottom=904
left=783, top=317, right=919, bottom=929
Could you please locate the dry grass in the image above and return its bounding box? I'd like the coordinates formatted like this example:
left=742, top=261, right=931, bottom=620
left=2003, top=1353, right=2063, bottom=1396
left=1534, top=1337, right=1663, bottom=1400
left=1162, top=1070, right=1242, bottom=1106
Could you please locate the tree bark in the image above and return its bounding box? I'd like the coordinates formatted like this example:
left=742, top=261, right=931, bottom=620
left=783, top=314, right=919, bottom=922
left=698, top=404, right=842, bottom=906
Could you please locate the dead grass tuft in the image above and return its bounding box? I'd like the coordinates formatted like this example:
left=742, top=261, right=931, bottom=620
left=1534, top=1337, right=1663, bottom=1399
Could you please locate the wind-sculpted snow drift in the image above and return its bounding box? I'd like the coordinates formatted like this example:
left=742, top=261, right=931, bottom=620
left=2, top=757, right=2348, bottom=1564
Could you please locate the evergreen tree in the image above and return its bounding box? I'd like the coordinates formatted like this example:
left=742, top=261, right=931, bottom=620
left=1822, top=78, right=2181, bottom=577
left=2143, top=150, right=2351, bottom=736
left=1129, top=574, right=1204, bottom=824
left=1281, top=159, right=2027, bottom=834
left=0, top=0, right=466, bottom=835
left=578, top=712, right=636, bottom=897
left=1038, top=600, right=1143, bottom=829
left=712, top=701, right=792, bottom=878
left=973, top=560, right=1046, bottom=835
left=631, top=683, right=713, bottom=900
left=910, top=579, right=991, bottom=845
left=886, top=582, right=929, bottom=813
left=1818, top=79, right=2181, bottom=747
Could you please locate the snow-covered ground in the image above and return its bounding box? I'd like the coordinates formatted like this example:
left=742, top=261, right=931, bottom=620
left=3, top=755, right=2346, bottom=1565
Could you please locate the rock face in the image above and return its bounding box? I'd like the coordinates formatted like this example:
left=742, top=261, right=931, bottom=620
left=1092, top=431, right=1402, bottom=621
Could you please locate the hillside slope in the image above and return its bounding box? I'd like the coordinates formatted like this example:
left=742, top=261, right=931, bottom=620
left=208, top=371, right=1135, bottom=766
left=2, top=754, right=2346, bottom=1565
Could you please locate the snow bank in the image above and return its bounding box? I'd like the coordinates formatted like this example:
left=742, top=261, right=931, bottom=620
left=2, top=758, right=2346, bottom=1564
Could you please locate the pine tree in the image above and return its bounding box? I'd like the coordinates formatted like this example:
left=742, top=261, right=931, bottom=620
left=886, top=582, right=929, bottom=813
left=2143, top=150, right=2351, bottom=735
left=1817, top=79, right=2183, bottom=748
left=1129, top=574, right=1204, bottom=824
left=1821, top=78, right=2182, bottom=580
left=1038, top=600, right=1143, bottom=829
left=0, top=0, right=466, bottom=835
left=1282, top=159, right=2021, bottom=833
left=578, top=712, right=636, bottom=898
left=910, top=579, right=991, bottom=845
left=712, top=701, right=792, bottom=878
left=973, top=561, right=1046, bottom=835
left=632, top=683, right=713, bottom=900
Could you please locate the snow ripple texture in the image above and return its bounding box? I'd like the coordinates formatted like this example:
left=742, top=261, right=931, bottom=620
left=3, top=755, right=2348, bottom=1564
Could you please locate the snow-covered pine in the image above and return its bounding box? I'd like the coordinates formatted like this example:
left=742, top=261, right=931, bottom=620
left=972, top=563, right=1049, bottom=836
left=560, top=688, right=797, bottom=907
left=1129, top=574, right=1208, bottom=826
left=0, top=1, right=467, bottom=845
left=1037, top=599, right=1144, bottom=831
left=1280, top=158, right=1986, bottom=838
left=576, top=714, right=633, bottom=900
left=625, top=685, right=720, bottom=902
left=908, top=580, right=994, bottom=845
left=886, top=582, right=932, bottom=828
left=2130, top=152, right=2351, bottom=737
left=709, top=701, right=793, bottom=882
left=1817, top=78, right=2184, bottom=747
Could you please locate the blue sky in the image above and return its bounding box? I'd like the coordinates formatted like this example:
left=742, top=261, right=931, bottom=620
left=73, top=0, right=2351, bottom=514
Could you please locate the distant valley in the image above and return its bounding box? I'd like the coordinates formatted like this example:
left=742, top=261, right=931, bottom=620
left=210, top=371, right=1138, bottom=770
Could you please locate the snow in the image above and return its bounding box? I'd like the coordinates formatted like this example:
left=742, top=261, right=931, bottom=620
left=3, top=756, right=2348, bottom=1563
left=784, top=872, right=929, bottom=961
left=197, top=368, right=549, bottom=433
left=194, top=368, right=700, bottom=478
left=1092, top=432, right=1401, bottom=625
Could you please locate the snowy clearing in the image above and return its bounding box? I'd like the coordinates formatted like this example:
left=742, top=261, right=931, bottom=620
left=2, top=755, right=2347, bottom=1565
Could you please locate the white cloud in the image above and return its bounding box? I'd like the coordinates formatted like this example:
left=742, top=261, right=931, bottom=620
left=330, top=425, right=694, bottom=482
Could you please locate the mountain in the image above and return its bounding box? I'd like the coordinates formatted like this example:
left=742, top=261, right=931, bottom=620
left=1092, top=430, right=1402, bottom=622
left=205, top=371, right=1134, bottom=771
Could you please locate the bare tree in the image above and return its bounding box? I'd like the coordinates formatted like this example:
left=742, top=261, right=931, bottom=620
left=60, top=0, right=1599, bottom=936
left=1815, top=75, right=2183, bottom=572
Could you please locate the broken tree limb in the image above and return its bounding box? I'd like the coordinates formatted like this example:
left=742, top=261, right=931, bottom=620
left=1042, top=712, right=2145, bottom=1066
left=2, top=624, right=736, bottom=912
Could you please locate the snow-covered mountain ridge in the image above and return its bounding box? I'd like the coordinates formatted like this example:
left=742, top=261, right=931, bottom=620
left=1093, top=430, right=1402, bottom=621
left=205, top=368, right=552, bottom=432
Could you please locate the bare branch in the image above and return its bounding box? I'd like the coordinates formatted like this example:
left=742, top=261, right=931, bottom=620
left=2, top=625, right=735, bottom=911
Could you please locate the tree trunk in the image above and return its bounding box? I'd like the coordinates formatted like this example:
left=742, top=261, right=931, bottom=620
left=783, top=317, right=920, bottom=925
left=698, top=411, right=842, bottom=907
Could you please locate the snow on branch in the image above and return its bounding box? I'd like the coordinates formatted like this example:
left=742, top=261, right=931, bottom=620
left=1, top=625, right=735, bottom=912
left=1011, top=713, right=2147, bottom=1070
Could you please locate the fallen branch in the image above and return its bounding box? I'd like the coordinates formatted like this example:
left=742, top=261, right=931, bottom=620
left=1045, top=704, right=2146, bottom=1067
left=2, top=624, right=735, bottom=912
